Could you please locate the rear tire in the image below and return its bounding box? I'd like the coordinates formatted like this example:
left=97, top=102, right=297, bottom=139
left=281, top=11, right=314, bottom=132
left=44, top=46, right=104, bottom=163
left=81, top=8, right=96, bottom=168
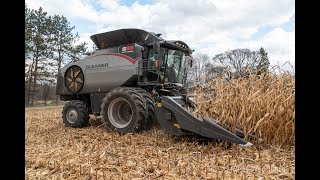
left=100, top=87, right=147, bottom=133
left=62, top=100, right=89, bottom=128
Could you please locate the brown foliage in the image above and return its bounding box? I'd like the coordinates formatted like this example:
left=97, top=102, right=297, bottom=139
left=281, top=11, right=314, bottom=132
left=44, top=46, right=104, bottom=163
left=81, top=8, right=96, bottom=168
left=193, top=69, right=295, bottom=147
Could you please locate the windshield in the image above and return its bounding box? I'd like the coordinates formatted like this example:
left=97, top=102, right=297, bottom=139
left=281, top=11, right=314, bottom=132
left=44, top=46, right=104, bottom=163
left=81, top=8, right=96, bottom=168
left=148, top=47, right=186, bottom=84
left=162, top=48, right=185, bottom=83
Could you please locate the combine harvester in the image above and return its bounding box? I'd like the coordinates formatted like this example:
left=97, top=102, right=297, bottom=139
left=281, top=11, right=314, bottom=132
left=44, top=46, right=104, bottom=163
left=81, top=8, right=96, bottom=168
left=56, top=28, right=252, bottom=146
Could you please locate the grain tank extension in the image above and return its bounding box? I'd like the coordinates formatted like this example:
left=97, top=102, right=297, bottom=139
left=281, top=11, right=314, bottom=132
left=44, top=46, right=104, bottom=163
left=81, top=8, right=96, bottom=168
left=56, top=28, right=252, bottom=146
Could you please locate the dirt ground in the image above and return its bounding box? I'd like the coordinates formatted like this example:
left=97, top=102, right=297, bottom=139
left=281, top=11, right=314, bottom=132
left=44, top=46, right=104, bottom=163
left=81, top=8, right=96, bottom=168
left=25, top=106, right=295, bottom=179
left=25, top=105, right=64, bottom=111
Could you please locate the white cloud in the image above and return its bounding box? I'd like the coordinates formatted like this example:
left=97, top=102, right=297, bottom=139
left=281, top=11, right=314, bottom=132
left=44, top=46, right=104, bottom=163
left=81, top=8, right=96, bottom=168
left=250, top=28, right=295, bottom=65
left=199, top=28, right=295, bottom=67
left=26, top=0, right=295, bottom=67
left=26, top=0, right=98, bottom=21
left=75, top=32, right=92, bottom=45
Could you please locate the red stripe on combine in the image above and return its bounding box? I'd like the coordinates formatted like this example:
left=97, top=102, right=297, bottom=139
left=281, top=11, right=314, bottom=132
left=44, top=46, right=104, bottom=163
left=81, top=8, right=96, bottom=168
left=135, top=57, right=141, bottom=61
left=88, top=53, right=138, bottom=64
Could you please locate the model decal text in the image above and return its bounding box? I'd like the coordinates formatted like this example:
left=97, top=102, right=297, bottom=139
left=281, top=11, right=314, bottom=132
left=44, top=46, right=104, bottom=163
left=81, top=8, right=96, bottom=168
left=86, top=63, right=109, bottom=69
left=121, top=46, right=134, bottom=53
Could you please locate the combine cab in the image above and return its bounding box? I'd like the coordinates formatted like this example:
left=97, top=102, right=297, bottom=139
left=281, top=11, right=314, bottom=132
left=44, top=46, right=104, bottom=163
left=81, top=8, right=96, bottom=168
left=56, top=28, right=252, bottom=146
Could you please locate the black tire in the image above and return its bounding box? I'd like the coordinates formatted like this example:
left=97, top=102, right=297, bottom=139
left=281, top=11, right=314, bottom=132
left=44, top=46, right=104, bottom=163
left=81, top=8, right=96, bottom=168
left=62, top=100, right=89, bottom=128
left=100, top=87, right=147, bottom=133
left=134, top=88, right=156, bottom=129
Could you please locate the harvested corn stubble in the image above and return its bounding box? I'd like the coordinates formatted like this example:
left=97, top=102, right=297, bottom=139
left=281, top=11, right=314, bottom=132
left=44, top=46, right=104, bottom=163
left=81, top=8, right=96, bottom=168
left=26, top=105, right=294, bottom=179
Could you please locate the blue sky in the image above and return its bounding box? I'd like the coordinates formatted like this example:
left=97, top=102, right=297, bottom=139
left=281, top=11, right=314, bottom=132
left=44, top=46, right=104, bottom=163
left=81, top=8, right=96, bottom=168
left=250, top=15, right=294, bottom=41
left=26, top=0, right=295, bottom=71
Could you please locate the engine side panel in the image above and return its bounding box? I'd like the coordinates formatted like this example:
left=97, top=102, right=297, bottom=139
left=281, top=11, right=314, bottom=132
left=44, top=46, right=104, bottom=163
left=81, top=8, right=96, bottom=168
left=56, top=44, right=143, bottom=95
left=84, top=53, right=136, bottom=93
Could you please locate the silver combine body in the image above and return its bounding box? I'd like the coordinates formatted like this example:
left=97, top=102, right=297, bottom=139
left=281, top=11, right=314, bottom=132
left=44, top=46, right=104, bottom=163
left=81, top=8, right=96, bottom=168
left=56, top=43, right=143, bottom=95
left=55, top=28, right=253, bottom=147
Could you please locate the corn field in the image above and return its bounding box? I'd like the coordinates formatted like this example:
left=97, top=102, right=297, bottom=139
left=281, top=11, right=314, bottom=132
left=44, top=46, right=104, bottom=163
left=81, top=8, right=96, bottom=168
left=26, top=65, right=294, bottom=179
left=26, top=107, right=294, bottom=179
left=193, top=66, right=295, bottom=147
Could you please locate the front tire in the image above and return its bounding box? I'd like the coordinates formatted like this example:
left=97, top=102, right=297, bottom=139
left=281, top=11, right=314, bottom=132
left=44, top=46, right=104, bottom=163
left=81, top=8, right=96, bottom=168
left=100, top=87, right=147, bottom=133
left=133, top=88, right=156, bottom=129
left=62, top=100, right=89, bottom=128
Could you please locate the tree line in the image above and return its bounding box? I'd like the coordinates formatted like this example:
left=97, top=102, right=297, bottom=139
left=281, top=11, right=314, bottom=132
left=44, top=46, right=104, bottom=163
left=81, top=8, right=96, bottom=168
left=185, top=47, right=270, bottom=87
left=25, top=4, right=91, bottom=106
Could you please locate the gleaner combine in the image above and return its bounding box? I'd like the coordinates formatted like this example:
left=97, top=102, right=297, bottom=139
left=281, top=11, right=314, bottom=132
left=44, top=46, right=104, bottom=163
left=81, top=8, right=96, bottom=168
left=56, top=28, right=252, bottom=146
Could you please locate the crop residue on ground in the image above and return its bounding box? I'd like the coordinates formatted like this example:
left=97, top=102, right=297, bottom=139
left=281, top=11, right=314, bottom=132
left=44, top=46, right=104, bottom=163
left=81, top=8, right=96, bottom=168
left=26, top=107, right=294, bottom=179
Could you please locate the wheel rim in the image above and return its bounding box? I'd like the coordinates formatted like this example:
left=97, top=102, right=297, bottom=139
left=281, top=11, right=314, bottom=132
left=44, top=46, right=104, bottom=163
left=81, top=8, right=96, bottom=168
left=66, top=108, right=78, bottom=124
left=108, top=98, right=133, bottom=128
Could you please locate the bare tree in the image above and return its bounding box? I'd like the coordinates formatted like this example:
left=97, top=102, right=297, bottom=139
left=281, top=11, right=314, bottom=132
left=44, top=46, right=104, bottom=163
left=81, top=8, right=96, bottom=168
left=185, top=53, right=210, bottom=88
left=193, top=53, right=210, bottom=81
left=203, top=64, right=228, bottom=82
left=213, top=49, right=264, bottom=76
